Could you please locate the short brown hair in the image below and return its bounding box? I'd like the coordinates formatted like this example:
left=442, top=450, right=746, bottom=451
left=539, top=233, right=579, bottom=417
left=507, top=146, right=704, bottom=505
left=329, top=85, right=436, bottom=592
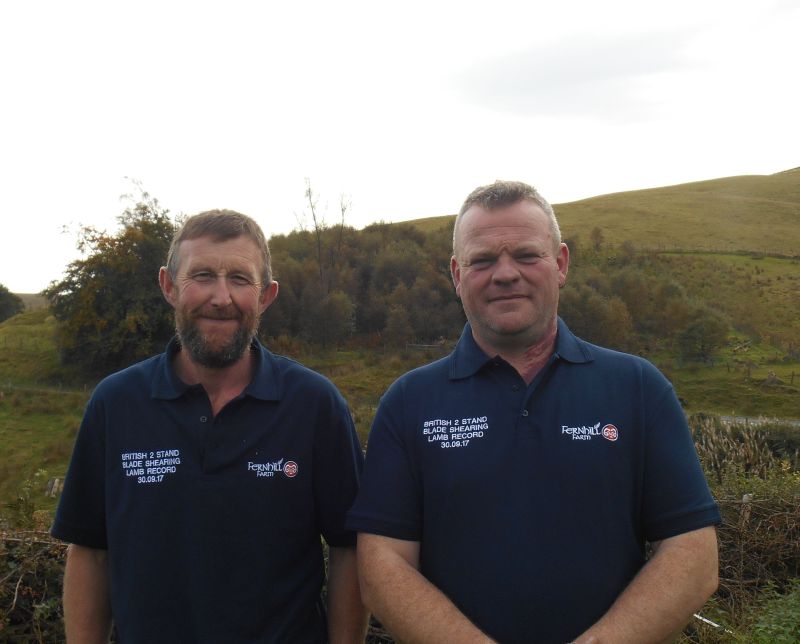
left=453, top=180, right=561, bottom=255
left=166, top=209, right=273, bottom=286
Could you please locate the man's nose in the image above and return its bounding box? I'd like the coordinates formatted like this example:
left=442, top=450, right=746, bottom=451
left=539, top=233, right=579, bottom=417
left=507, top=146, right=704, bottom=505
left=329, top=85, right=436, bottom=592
left=492, top=255, right=520, bottom=283
left=208, top=275, right=233, bottom=306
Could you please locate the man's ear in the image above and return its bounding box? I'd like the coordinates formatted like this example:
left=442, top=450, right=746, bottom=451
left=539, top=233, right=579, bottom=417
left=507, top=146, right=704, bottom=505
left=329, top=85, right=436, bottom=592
left=259, top=280, right=279, bottom=314
left=557, top=242, right=570, bottom=288
left=159, top=267, right=177, bottom=306
left=450, top=256, right=462, bottom=298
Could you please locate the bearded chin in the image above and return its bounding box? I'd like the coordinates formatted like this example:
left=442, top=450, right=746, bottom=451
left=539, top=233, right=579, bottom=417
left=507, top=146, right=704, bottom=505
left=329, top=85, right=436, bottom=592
left=177, top=321, right=254, bottom=369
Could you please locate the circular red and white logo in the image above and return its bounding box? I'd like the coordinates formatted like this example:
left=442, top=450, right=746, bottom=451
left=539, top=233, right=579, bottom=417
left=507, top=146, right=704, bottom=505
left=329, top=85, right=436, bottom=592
left=283, top=461, right=299, bottom=478
left=602, top=424, right=619, bottom=441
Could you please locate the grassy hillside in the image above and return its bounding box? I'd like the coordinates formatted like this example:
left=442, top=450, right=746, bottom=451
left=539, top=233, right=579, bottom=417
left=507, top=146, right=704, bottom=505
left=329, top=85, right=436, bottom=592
left=409, top=168, right=800, bottom=256
left=651, top=252, right=800, bottom=344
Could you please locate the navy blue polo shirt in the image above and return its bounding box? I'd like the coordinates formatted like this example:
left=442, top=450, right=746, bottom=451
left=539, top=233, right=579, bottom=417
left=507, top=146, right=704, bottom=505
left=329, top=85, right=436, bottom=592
left=347, top=319, right=720, bottom=644
left=53, top=339, right=363, bottom=644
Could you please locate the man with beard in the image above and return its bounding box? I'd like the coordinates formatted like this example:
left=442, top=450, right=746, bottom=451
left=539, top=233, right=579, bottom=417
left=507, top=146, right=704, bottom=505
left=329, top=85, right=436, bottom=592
left=52, top=210, right=367, bottom=643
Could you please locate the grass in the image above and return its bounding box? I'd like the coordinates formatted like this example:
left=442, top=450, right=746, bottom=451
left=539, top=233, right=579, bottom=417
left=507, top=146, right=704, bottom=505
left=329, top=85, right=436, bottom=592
left=668, top=363, right=799, bottom=419
left=651, top=253, right=800, bottom=343
left=0, top=389, right=85, bottom=515
left=0, top=309, right=84, bottom=387
left=0, top=310, right=92, bottom=517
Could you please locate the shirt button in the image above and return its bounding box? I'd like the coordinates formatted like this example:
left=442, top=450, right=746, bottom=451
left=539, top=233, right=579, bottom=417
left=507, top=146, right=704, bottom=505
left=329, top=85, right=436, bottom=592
left=512, top=384, right=519, bottom=391
left=521, top=410, right=529, bottom=417
left=199, top=416, right=208, bottom=423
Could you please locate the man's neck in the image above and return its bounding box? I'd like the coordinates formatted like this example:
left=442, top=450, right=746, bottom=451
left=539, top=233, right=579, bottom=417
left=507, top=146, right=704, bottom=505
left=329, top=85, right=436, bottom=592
left=174, top=349, right=255, bottom=416
left=473, top=322, right=558, bottom=386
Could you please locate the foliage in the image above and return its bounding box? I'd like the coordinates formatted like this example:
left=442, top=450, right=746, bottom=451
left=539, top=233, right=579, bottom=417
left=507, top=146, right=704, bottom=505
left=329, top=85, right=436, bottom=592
left=688, top=415, right=800, bottom=642
left=748, top=579, right=800, bottom=643
left=693, top=415, right=778, bottom=483
left=43, top=191, right=177, bottom=378
left=0, top=531, right=67, bottom=642
left=677, top=306, right=730, bottom=362
left=0, top=470, right=67, bottom=643
left=264, top=221, right=459, bottom=347
left=0, top=285, right=24, bottom=324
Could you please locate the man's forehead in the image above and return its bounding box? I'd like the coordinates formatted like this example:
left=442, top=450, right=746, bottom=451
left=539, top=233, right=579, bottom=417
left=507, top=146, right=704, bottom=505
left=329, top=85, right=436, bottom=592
left=177, top=235, right=262, bottom=269
left=457, top=202, right=550, bottom=246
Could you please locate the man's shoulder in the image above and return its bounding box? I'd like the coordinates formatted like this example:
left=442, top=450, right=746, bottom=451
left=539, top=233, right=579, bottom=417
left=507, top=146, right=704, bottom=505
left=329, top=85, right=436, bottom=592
left=92, top=352, right=165, bottom=398
left=384, top=354, right=452, bottom=396
left=568, top=333, right=668, bottom=384
left=262, top=349, right=345, bottom=398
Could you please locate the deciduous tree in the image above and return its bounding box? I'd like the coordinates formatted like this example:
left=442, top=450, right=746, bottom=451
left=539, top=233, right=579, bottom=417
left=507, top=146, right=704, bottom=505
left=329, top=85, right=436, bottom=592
left=678, top=305, right=730, bottom=363
left=44, top=190, right=176, bottom=377
left=0, top=283, right=24, bottom=323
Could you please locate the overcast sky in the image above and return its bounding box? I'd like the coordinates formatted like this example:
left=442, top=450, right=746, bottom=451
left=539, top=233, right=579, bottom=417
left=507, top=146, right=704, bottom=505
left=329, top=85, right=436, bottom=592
left=1, top=0, right=798, bottom=293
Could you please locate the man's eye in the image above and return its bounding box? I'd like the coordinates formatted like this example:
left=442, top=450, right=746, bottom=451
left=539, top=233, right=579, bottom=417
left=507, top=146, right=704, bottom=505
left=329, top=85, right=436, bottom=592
left=517, top=254, right=540, bottom=263
left=470, top=258, right=493, bottom=268
left=192, top=272, right=214, bottom=282
left=230, top=275, right=252, bottom=286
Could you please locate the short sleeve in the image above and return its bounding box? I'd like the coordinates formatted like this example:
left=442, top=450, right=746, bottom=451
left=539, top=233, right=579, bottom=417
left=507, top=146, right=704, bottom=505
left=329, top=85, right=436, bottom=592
left=641, top=380, right=721, bottom=541
left=313, top=388, right=364, bottom=547
left=345, top=382, right=422, bottom=540
left=51, top=395, right=109, bottom=549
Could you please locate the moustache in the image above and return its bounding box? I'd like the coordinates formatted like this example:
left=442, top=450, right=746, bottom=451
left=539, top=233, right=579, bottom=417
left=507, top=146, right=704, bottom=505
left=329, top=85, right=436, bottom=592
left=191, top=308, right=242, bottom=321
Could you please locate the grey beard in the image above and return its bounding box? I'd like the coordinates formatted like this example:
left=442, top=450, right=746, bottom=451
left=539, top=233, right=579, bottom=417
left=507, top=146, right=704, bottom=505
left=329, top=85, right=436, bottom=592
left=178, top=324, right=253, bottom=369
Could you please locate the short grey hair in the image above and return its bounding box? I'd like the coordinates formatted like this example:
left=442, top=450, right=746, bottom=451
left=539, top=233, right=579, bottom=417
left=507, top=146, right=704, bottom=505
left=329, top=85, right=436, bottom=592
left=166, top=209, right=272, bottom=287
left=453, top=180, right=561, bottom=256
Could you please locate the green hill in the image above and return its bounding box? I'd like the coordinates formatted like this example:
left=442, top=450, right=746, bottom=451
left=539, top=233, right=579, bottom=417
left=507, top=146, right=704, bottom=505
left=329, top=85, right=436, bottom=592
left=408, top=168, right=800, bottom=256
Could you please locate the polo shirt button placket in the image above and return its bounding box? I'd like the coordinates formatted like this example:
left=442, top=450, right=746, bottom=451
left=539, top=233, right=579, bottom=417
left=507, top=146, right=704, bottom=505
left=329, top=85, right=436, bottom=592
left=521, top=410, right=529, bottom=417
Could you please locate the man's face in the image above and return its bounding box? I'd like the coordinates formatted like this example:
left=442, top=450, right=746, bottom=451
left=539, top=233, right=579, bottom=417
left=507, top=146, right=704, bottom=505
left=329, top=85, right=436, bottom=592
left=451, top=199, right=569, bottom=352
left=160, top=235, right=277, bottom=369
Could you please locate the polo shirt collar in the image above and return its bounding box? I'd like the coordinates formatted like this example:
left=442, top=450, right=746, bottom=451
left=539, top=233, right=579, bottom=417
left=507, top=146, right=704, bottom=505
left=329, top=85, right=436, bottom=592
left=449, top=324, right=494, bottom=380
left=151, top=336, right=283, bottom=401
left=554, top=317, right=594, bottom=364
left=449, top=317, right=593, bottom=380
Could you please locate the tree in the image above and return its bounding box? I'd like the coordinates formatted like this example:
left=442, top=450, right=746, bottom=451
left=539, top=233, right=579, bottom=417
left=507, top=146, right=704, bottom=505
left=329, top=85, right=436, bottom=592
left=0, top=283, right=24, bottom=322
left=559, top=285, right=634, bottom=352
left=44, top=189, right=177, bottom=377
left=677, top=305, right=730, bottom=363
left=384, top=304, right=412, bottom=347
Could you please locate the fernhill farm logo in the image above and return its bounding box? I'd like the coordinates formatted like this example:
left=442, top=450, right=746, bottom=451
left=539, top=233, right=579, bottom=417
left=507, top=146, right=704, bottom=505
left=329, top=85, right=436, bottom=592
left=247, top=458, right=299, bottom=478
left=561, top=422, right=620, bottom=442
left=602, top=424, right=619, bottom=441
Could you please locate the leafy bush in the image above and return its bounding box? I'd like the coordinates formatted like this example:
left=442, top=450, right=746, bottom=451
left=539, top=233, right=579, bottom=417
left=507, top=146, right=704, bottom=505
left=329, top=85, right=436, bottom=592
left=749, top=580, right=800, bottom=643
left=689, top=415, right=800, bottom=641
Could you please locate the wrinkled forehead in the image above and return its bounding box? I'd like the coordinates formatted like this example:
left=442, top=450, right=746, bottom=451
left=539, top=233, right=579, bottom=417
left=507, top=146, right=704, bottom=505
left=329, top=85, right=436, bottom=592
left=175, top=235, right=265, bottom=274
left=454, top=200, right=552, bottom=255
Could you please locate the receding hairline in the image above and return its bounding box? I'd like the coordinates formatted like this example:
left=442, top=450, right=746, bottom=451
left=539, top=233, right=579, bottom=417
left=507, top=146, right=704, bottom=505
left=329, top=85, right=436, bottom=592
left=166, top=209, right=273, bottom=286
left=452, top=189, right=562, bottom=259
